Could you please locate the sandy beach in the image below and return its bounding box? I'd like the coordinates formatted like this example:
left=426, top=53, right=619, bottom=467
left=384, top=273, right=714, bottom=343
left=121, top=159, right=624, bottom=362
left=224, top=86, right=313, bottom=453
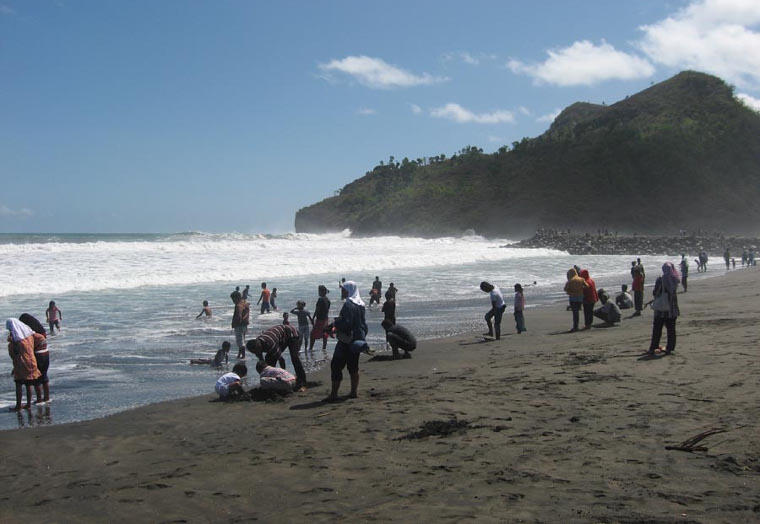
left=2, top=268, right=759, bottom=523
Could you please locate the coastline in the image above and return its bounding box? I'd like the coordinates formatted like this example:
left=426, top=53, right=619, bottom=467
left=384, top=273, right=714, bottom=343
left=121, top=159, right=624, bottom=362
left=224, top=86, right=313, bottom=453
left=2, top=268, right=759, bottom=521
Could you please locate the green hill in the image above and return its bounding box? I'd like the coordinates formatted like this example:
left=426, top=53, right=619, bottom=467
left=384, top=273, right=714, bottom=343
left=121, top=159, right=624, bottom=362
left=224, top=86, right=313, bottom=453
left=295, top=71, right=760, bottom=237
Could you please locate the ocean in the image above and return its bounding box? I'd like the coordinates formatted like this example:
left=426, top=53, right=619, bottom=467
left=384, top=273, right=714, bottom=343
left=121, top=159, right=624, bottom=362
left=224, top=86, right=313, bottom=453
left=0, top=231, right=712, bottom=430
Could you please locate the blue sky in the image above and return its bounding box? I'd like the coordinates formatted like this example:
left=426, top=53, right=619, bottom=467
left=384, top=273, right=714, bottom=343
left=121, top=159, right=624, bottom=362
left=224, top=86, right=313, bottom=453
left=2, top=0, right=759, bottom=233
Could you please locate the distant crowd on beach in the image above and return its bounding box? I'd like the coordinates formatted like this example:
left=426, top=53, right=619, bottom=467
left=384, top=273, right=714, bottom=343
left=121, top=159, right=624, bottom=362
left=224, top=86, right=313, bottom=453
left=203, top=247, right=755, bottom=404
left=6, top=244, right=757, bottom=412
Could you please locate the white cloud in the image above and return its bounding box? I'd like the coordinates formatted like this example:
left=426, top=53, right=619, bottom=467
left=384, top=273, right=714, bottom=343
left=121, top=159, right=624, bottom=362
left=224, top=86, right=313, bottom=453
left=318, top=55, right=448, bottom=89
left=638, top=0, right=760, bottom=89
left=443, top=51, right=480, bottom=65
left=518, top=106, right=531, bottom=116
left=536, top=108, right=562, bottom=123
left=0, top=205, right=33, bottom=217
left=356, top=107, right=376, bottom=115
left=508, top=40, right=655, bottom=86
left=430, top=103, right=515, bottom=124
left=0, top=4, right=15, bottom=15
left=488, top=136, right=506, bottom=143
left=409, top=103, right=422, bottom=114
left=737, top=92, right=760, bottom=111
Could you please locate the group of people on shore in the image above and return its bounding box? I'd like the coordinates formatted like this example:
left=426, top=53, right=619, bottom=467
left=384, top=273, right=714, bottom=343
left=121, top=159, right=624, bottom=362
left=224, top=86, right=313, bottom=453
left=5, top=313, right=53, bottom=411
left=200, top=276, right=415, bottom=402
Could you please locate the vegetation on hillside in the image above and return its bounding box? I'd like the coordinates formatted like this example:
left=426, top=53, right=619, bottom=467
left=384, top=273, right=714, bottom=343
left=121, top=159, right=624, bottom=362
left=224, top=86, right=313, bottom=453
left=295, top=71, right=760, bottom=237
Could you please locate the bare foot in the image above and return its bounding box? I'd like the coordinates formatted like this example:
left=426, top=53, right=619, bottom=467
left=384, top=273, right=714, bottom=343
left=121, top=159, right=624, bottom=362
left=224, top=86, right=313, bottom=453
left=348, top=392, right=358, bottom=399
left=323, top=396, right=339, bottom=403
left=22, top=404, right=31, bottom=410
left=9, top=406, right=21, bottom=412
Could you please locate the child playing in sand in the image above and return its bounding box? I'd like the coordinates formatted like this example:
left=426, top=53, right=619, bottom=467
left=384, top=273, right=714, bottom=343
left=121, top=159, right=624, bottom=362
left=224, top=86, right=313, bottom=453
left=215, top=363, right=247, bottom=400
left=190, top=341, right=230, bottom=367
left=290, top=301, right=313, bottom=352
left=256, top=360, right=296, bottom=393
left=514, top=283, right=526, bottom=333
left=195, top=300, right=212, bottom=319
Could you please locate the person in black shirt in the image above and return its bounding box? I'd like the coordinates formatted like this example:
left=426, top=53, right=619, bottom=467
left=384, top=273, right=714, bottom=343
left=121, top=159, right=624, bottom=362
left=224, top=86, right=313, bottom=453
left=309, top=285, right=332, bottom=352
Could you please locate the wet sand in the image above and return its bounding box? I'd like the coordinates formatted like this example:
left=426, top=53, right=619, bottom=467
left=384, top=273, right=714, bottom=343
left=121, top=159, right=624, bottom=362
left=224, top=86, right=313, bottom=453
left=2, top=268, right=759, bottom=522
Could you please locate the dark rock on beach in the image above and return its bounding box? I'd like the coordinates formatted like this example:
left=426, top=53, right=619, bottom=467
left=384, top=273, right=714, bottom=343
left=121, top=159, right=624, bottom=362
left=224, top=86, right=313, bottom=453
left=506, top=229, right=760, bottom=256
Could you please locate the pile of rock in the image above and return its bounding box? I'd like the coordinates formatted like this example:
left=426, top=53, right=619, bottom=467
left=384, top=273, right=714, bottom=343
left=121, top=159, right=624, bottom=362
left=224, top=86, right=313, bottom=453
left=505, top=230, right=760, bottom=256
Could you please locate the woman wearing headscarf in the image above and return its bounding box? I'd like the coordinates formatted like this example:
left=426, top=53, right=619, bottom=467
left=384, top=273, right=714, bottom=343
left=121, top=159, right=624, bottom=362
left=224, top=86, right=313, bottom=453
left=579, top=269, right=599, bottom=330
left=20, top=313, right=51, bottom=403
left=647, top=262, right=681, bottom=356
left=326, top=281, right=367, bottom=402
left=6, top=318, right=42, bottom=411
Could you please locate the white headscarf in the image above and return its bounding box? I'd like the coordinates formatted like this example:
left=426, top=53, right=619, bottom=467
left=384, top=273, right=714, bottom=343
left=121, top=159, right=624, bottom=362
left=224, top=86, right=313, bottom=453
left=342, top=281, right=365, bottom=307
left=6, top=318, right=34, bottom=342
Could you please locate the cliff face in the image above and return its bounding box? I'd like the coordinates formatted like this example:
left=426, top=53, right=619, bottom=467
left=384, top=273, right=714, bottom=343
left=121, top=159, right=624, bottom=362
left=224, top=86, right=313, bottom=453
left=295, top=71, right=760, bottom=237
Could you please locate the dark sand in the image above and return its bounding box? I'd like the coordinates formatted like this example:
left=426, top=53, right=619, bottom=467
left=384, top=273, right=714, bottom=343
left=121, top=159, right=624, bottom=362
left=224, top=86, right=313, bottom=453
left=2, top=269, right=759, bottom=522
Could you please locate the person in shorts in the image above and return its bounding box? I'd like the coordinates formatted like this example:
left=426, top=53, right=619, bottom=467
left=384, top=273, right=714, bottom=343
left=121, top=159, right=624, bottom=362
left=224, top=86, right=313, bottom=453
left=45, top=301, right=62, bottom=335
left=309, top=285, right=331, bottom=352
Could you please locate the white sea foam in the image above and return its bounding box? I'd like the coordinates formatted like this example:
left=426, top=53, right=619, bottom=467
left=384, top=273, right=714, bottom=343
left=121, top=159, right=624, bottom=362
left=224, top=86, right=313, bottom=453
left=0, top=232, right=563, bottom=297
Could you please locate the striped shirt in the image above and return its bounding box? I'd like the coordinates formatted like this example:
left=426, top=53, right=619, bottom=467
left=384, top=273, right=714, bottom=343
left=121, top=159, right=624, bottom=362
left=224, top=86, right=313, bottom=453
left=256, top=324, right=299, bottom=355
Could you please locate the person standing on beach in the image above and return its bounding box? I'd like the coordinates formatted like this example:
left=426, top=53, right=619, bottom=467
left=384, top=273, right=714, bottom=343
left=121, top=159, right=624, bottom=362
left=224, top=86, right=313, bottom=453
left=513, top=283, right=526, bottom=333
left=19, top=314, right=51, bottom=404
left=480, top=281, right=506, bottom=340
left=45, top=301, right=62, bottom=335
left=230, top=286, right=241, bottom=305
left=724, top=249, right=731, bottom=270
left=680, top=255, right=689, bottom=292
left=647, top=262, right=680, bottom=356
left=579, top=270, right=598, bottom=330
left=631, top=263, right=645, bottom=316
left=326, top=281, right=367, bottom=401
left=6, top=318, right=42, bottom=411
left=242, top=285, right=250, bottom=301
left=231, top=295, right=250, bottom=359
left=270, top=288, right=278, bottom=311
left=257, top=282, right=271, bottom=314
left=369, top=276, right=382, bottom=306
left=564, top=269, right=588, bottom=332
left=381, top=296, right=396, bottom=326
left=247, top=324, right=307, bottom=391
left=385, top=283, right=398, bottom=302
left=310, top=285, right=331, bottom=353
left=290, top=301, right=313, bottom=353
left=196, top=300, right=212, bottom=319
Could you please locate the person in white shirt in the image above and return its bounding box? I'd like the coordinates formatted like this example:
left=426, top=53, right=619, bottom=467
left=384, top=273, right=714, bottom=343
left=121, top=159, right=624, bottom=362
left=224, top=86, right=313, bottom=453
left=480, top=281, right=506, bottom=340
left=215, top=363, right=247, bottom=400
left=615, top=284, right=634, bottom=310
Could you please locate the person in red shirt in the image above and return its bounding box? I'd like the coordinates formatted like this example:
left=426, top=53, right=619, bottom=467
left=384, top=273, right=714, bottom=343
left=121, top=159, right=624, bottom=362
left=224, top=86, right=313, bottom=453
left=579, top=270, right=598, bottom=329
left=257, top=282, right=271, bottom=314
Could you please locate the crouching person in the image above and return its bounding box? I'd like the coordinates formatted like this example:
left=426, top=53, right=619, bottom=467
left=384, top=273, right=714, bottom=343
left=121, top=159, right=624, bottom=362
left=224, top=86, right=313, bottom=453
left=215, top=363, right=247, bottom=401
left=256, top=360, right=296, bottom=394
left=593, top=290, right=622, bottom=326
left=381, top=319, right=416, bottom=359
